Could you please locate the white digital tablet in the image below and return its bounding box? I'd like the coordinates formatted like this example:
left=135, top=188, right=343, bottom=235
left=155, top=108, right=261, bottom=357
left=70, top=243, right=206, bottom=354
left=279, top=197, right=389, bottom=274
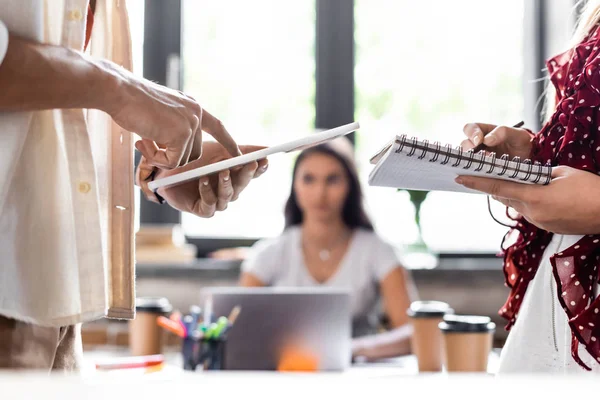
left=148, top=121, right=360, bottom=191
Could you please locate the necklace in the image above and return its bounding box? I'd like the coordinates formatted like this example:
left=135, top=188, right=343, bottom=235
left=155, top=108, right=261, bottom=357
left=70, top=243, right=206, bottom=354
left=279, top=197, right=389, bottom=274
left=303, top=229, right=351, bottom=262
left=319, top=249, right=332, bottom=261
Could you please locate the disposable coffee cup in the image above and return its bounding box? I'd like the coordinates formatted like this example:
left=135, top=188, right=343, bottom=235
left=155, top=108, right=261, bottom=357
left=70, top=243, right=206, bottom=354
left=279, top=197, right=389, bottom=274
left=439, top=314, right=496, bottom=372
left=129, top=297, right=173, bottom=356
left=407, top=301, right=453, bottom=372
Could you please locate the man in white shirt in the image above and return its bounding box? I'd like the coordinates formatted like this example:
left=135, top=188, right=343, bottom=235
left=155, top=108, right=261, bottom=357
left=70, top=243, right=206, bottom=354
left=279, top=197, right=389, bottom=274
left=0, top=1, right=267, bottom=371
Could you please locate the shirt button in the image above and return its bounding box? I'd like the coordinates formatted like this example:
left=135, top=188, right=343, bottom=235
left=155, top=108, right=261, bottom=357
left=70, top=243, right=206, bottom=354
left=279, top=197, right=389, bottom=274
left=67, top=9, right=83, bottom=21
left=78, top=182, right=91, bottom=194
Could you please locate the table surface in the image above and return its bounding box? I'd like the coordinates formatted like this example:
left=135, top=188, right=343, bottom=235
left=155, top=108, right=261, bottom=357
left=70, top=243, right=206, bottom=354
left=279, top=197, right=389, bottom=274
left=81, top=345, right=501, bottom=377
left=0, top=348, right=597, bottom=400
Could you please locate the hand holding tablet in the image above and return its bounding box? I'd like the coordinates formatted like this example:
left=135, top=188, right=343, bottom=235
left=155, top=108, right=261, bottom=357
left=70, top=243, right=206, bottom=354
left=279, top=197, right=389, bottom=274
left=148, top=122, right=360, bottom=191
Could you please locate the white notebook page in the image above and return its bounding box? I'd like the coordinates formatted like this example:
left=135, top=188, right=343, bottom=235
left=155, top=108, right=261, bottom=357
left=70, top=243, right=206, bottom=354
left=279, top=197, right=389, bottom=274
left=368, top=136, right=552, bottom=194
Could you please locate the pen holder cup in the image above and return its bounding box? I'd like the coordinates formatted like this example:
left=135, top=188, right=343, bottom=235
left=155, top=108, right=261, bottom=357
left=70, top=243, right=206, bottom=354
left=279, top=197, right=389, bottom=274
left=182, top=336, right=227, bottom=371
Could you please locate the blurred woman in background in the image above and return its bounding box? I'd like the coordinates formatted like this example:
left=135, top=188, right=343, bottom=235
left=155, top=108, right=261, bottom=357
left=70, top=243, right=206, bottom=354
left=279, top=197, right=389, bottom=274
left=239, top=137, right=418, bottom=360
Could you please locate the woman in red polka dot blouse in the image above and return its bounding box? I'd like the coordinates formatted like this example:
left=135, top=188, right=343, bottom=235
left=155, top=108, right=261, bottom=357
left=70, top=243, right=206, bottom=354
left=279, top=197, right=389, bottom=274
left=457, top=2, right=600, bottom=373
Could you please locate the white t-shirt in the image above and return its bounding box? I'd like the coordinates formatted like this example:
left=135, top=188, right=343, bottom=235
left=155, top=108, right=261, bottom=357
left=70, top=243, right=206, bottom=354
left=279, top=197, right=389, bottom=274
left=498, top=234, right=600, bottom=373
left=241, top=227, right=402, bottom=327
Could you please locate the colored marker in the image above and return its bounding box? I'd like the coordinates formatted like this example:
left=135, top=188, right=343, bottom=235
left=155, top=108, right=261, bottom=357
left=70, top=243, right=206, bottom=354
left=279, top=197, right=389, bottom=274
left=189, top=305, right=202, bottom=328
left=221, top=305, right=242, bottom=336
left=212, top=316, right=229, bottom=338
left=182, top=315, right=194, bottom=337
left=228, top=305, right=241, bottom=325
left=204, top=322, right=219, bottom=340
left=204, top=296, right=213, bottom=326
left=157, top=316, right=186, bottom=338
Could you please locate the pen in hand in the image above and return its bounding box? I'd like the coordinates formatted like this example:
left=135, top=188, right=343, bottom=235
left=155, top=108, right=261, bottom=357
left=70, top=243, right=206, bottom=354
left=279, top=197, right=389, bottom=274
left=471, top=121, right=525, bottom=153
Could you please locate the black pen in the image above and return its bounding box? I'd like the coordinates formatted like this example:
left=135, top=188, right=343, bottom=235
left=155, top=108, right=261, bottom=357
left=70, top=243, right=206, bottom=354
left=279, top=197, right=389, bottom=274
left=471, top=121, right=525, bottom=153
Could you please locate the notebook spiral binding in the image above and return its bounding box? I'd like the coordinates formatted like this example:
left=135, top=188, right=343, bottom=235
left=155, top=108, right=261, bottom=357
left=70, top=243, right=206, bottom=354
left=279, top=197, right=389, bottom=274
left=394, top=135, right=552, bottom=185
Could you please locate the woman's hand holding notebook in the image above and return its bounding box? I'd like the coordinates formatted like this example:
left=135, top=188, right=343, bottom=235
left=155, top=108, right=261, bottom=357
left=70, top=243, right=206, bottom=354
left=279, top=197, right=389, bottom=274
left=367, top=122, right=552, bottom=194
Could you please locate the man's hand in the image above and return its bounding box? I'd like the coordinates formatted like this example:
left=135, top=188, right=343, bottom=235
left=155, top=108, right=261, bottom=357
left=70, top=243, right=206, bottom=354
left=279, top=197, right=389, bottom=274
left=0, top=34, right=240, bottom=169
left=455, top=166, right=600, bottom=235
left=154, top=143, right=268, bottom=217
left=99, top=61, right=241, bottom=169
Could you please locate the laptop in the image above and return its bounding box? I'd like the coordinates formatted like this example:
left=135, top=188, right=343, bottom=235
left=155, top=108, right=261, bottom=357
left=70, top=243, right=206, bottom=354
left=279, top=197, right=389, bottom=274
left=199, top=287, right=352, bottom=371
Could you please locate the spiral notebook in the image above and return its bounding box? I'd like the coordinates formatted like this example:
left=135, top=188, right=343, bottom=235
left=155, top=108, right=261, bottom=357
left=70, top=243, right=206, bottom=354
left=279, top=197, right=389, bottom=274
left=367, top=135, right=553, bottom=194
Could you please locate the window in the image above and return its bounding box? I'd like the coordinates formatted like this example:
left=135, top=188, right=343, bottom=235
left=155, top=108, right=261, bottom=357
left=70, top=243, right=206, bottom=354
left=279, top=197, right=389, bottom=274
left=145, top=1, right=534, bottom=255
left=180, top=0, right=316, bottom=238
left=354, top=0, right=525, bottom=253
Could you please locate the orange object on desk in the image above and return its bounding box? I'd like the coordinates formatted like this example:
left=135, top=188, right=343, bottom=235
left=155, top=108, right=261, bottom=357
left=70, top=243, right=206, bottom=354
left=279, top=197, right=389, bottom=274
left=277, top=346, right=319, bottom=372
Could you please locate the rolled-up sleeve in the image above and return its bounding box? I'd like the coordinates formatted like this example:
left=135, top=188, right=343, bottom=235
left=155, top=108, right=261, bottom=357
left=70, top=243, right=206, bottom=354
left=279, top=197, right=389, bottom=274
left=0, top=19, right=8, bottom=66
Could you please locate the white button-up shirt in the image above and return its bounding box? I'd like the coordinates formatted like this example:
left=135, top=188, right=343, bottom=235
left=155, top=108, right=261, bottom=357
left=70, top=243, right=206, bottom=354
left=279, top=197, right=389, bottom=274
left=0, top=0, right=135, bottom=327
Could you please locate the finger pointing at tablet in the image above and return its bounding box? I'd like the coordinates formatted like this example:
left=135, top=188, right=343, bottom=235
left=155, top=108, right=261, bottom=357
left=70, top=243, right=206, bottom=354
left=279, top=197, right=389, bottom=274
left=200, top=109, right=243, bottom=158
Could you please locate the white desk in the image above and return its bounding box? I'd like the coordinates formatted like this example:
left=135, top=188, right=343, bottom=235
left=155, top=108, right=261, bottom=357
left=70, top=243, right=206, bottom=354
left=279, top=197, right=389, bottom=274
left=1, top=348, right=595, bottom=400
left=0, top=368, right=596, bottom=400
left=83, top=346, right=499, bottom=377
